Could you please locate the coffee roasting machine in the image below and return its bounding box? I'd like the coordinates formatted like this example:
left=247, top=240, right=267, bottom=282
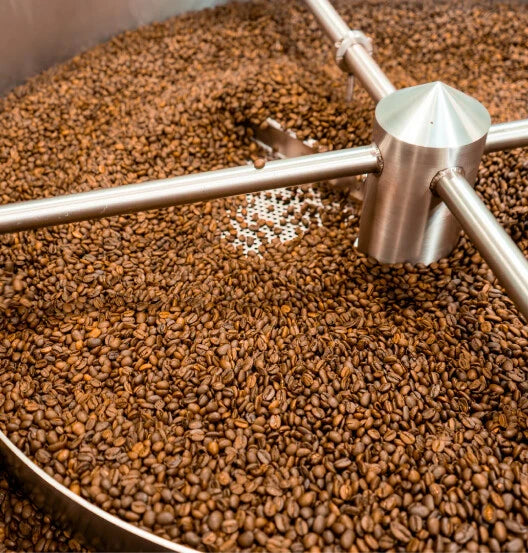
left=0, top=0, right=528, bottom=550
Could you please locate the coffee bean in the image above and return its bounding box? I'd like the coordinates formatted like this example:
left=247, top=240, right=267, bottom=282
left=208, top=511, right=223, bottom=532
left=207, top=441, right=219, bottom=455
left=143, top=511, right=156, bottom=528
left=472, top=472, right=488, bottom=489
left=71, top=422, right=85, bottom=436
left=493, top=521, right=508, bottom=542
left=313, top=515, right=326, bottom=534
left=391, top=521, right=412, bottom=543
left=222, top=519, right=239, bottom=534
left=427, top=516, right=440, bottom=536
left=238, top=531, right=254, bottom=548
left=454, top=523, right=475, bottom=545
left=156, top=511, right=174, bottom=526
left=483, top=504, right=497, bottom=524
left=505, top=538, right=525, bottom=553
left=298, top=492, right=316, bottom=507
left=0, top=1, right=527, bottom=552
left=183, top=532, right=201, bottom=548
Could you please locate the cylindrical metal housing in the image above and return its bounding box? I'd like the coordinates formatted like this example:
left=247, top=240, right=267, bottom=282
left=357, top=81, right=491, bottom=264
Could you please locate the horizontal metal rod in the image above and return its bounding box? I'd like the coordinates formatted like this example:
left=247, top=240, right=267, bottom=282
left=253, top=118, right=365, bottom=201
left=434, top=167, right=528, bottom=320
left=485, top=118, right=528, bottom=153
left=0, top=145, right=380, bottom=234
left=303, top=0, right=396, bottom=101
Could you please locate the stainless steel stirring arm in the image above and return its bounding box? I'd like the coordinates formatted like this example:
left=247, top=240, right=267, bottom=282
left=0, top=146, right=380, bottom=234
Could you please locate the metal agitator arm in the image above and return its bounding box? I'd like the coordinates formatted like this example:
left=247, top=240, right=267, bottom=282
left=484, top=119, right=528, bottom=153
left=433, top=168, right=528, bottom=317
left=303, top=0, right=528, bottom=320
left=303, top=0, right=395, bottom=101
left=0, top=146, right=380, bottom=234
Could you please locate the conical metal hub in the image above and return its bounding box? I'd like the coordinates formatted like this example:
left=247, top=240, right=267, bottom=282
left=375, top=81, right=491, bottom=149
left=358, top=81, right=491, bottom=265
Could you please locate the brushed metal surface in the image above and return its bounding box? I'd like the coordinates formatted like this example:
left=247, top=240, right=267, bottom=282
left=0, top=0, right=230, bottom=95
left=358, top=81, right=491, bottom=264
left=0, top=145, right=380, bottom=234
left=485, top=119, right=528, bottom=153
left=376, top=82, right=491, bottom=148
left=253, top=118, right=367, bottom=201
left=434, top=168, right=528, bottom=320
left=303, top=0, right=395, bottom=102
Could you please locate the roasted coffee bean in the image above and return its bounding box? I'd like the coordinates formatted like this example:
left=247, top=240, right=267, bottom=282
left=0, top=0, right=527, bottom=552
left=237, top=531, right=254, bottom=548
left=391, top=520, right=412, bottom=543
left=156, top=511, right=175, bottom=526
left=505, top=538, right=525, bottom=553
left=472, top=472, right=488, bottom=489
left=494, top=521, right=508, bottom=542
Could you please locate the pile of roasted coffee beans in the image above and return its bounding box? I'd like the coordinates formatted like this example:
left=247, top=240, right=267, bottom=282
left=0, top=0, right=527, bottom=551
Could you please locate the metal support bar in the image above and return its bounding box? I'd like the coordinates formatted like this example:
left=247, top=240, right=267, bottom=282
left=253, top=118, right=365, bottom=201
left=303, top=0, right=396, bottom=102
left=484, top=119, right=528, bottom=153
left=433, top=167, right=528, bottom=320
left=0, top=145, right=380, bottom=234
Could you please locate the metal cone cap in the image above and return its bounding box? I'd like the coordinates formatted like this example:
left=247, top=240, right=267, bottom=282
left=375, top=81, right=491, bottom=148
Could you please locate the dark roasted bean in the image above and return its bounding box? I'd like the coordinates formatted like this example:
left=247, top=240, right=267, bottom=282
left=0, top=1, right=527, bottom=552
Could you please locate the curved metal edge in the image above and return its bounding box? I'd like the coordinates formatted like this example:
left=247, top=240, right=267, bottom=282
left=0, top=0, right=236, bottom=95
left=430, top=166, right=465, bottom=190
left=0, top=430, right=199, bottom=553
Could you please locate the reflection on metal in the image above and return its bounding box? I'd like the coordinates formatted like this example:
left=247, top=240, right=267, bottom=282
left=433, top=167, right=528, bottom=320
left=253, top=118, right=367, bottom=201
left=0, top=0, right=232, bottom=94
left=0, top=431, right=190, bottom=552
left=358, top=82, right=491, bottom=264
left=485, top=119, right=528, bottom=153
left=0, top=145, right=379, bottom=234
left=303, top=0, right=395, bottom=102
